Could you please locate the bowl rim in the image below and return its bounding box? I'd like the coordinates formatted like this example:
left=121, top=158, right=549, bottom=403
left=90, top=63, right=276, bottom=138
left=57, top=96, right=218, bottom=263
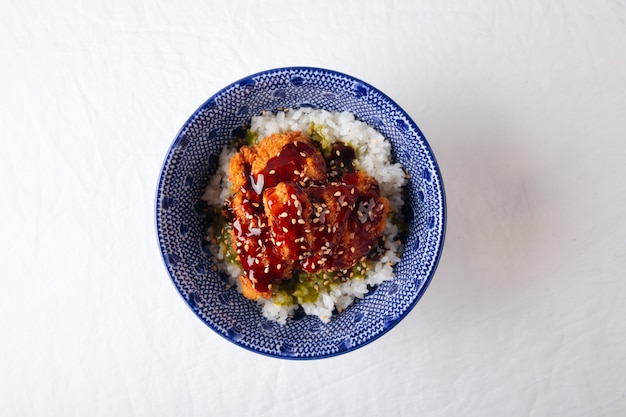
left=155, top=66, right=446, bottom=359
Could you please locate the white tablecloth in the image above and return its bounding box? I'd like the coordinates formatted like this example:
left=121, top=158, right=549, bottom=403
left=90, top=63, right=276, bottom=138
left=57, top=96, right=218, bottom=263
left=2, top=0, right=625, bottom=415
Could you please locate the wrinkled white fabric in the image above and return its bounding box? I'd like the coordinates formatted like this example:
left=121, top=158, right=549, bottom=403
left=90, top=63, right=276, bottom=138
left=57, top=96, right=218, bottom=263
left=1, top=0, right=625, bottom=416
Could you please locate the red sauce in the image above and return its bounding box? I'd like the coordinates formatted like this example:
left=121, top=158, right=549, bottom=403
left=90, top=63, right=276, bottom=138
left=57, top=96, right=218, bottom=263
left=225, top=138, right=389, bottom=294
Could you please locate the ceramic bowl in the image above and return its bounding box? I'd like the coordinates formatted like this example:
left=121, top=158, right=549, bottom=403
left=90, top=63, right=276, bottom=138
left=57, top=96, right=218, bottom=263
left=155, top=67, right=445, bottom=359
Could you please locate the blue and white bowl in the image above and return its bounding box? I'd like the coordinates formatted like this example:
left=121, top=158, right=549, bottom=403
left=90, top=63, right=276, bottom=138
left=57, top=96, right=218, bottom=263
left=155, top=67, right=445, bottom=359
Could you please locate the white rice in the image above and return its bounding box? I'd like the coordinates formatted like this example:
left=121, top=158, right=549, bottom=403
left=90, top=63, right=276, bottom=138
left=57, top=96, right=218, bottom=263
left=202, top=108, right=407, bottom=323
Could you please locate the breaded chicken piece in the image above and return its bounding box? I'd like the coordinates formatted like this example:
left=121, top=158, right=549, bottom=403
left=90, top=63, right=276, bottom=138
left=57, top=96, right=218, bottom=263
left=228, top=131, right=326, bottom=192
left=249, top=131, right=326, bottom=179
left=239, top=275, right=272, bottom=301
left=340, top=171, right=390, bottom=257
left=227, top=152, right=249, bottom=195
left=263, top=181, right=313, bottom=262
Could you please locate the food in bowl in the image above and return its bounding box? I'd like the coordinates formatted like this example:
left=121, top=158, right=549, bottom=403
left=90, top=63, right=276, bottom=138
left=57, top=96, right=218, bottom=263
left=203, top=108, right=407, bottom=323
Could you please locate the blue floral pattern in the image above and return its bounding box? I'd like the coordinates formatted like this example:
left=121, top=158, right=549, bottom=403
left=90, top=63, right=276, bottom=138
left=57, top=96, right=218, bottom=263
left=155, top=67, right=446, bottom=359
